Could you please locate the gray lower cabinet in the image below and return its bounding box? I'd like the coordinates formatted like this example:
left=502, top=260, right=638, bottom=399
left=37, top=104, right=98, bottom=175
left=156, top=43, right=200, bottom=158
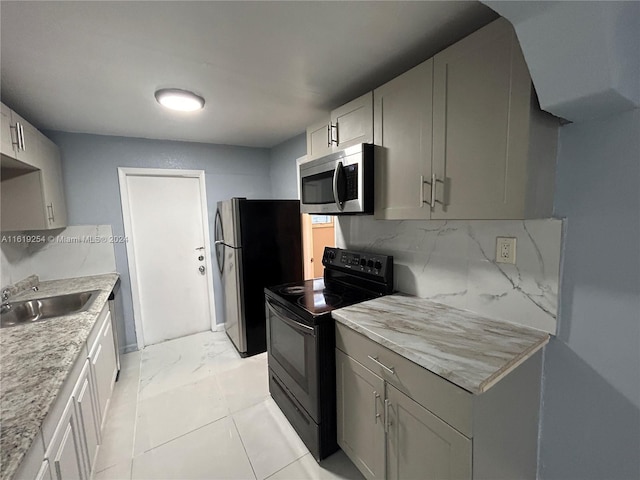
left=336, top=349, right=471, bottom=480
left=386, top=384, right=471, bottom=480
left=336, top=349, right=385, bottom=480
left=336, top=323, right=543, bottom=480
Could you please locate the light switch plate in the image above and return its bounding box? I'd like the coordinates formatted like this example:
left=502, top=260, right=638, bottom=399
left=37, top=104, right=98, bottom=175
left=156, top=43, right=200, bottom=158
left=496, top=237, right=517, bottom=264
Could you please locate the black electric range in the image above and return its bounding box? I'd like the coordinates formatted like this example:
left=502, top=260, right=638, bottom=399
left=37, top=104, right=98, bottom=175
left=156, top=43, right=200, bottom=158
left=264, top=247, right=393, bottom=461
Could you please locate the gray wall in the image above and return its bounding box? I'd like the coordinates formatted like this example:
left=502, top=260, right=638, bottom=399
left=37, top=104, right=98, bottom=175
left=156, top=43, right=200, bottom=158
left=539, top=109, right=640, bottom=479
left=269, top=133, right=306, bottom=199
left=47, top=131, right=272, bottom=351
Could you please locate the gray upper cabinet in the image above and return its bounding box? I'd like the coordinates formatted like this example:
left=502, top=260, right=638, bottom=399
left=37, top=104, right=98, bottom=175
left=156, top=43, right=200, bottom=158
left=306, top=118, right=334, bottom=161
left=0, top=103, right=16, bottom=156
left=306, top=92, right=373, bottom=160
left=1, top=102, right=68, bottom=231
left=374, top=59, right=434, bottom=220
left=373, top=18, right=558, bottom=220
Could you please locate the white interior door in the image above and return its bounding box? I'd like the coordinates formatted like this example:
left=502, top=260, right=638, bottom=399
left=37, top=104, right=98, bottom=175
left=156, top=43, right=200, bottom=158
left=119, top=169, right=215, bottom=347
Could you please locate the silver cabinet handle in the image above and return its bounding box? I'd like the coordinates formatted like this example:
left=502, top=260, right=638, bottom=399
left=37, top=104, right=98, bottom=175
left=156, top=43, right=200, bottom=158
left=330, top=123, right=338, bottom=146
left=430, top=173, right=436, bottom=208
left=19, top=123, right=26, bottom=151
left=421, top=175, right=432, bottom=207
left=367, top=355, right=395, bottom=375
left=373, top=391, right=381, bottom=424
left=327, top=124, right=331, bottom=148
left=384, top=398, right=391, bottom=433
left=422, top=174, right=444, bottom=209
left=47, top=204, right=55, bottom=223
left=10, top=124, right=20, bottom=150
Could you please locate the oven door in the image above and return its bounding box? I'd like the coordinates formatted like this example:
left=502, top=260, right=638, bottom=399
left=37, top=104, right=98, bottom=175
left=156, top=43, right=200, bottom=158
left=265, top=297, right=319, bottom=421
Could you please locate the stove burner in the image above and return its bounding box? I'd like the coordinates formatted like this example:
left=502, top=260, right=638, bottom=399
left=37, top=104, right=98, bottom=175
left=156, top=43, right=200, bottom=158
left=281, top=286, right=307, bottom=295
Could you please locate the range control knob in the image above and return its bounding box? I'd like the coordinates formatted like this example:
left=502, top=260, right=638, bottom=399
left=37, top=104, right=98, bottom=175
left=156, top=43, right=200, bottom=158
left=328, top=250, right=336, bottom=260
left=367, top=260, right=374, bottom=268
left=360, top=258, right=367, bottom=267
left=375, top=261, right=383, bottom=270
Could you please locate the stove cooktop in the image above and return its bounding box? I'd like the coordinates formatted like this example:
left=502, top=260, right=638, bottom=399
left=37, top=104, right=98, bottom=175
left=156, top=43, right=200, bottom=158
left=268, top=277, right=380, bottom=318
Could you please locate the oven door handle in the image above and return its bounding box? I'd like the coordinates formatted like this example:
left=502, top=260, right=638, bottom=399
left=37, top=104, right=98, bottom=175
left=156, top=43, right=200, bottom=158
left=266, top=300, right=315, bottom=335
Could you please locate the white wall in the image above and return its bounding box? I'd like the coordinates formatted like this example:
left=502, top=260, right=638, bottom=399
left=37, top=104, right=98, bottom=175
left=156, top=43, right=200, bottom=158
left=1, top=225, right=117, bottom=286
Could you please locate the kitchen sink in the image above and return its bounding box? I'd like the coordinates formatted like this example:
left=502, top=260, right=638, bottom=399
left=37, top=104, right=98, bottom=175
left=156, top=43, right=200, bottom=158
left=0, top=290, right=101, bottom=329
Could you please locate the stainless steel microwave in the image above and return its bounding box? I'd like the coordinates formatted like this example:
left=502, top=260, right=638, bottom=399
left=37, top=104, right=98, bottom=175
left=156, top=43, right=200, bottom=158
left=298, top=143, right=374, bottom=215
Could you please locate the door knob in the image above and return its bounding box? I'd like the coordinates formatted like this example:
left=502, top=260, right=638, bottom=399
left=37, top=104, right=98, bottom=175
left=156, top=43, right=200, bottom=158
left=198, top=255, right=204, bottom=261
left=199, top=265, right=206, bottom=274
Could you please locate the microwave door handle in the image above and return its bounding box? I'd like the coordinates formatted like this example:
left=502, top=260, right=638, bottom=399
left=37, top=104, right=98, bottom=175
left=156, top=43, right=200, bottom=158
left=267, top=300, right=314, bottom=335
left=332, top=161, right=346, bottom=210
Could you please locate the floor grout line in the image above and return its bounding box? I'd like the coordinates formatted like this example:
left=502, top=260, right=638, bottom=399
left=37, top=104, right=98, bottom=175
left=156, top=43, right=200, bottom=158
left=229, top=414, right=259, bottom=480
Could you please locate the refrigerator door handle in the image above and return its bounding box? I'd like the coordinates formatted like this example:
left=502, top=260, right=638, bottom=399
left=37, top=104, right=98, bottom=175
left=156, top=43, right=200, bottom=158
left=214, top=240, right=241, bottom=249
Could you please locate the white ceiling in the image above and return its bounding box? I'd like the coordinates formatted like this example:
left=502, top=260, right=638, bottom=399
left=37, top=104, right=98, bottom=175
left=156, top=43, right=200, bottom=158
left=0, top=1, right=496, bottom=148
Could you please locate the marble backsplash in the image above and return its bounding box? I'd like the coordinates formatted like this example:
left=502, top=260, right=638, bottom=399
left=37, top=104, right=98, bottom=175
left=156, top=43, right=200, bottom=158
left=1, top=225, right=117, bottom=287
left=336, top=217, right=563, bottom=334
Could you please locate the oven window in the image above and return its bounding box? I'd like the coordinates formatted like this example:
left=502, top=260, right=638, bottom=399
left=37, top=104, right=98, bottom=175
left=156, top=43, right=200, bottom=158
left=271, top=316, right=307, bottom=383
left=301, top=170, right=334, bottom=205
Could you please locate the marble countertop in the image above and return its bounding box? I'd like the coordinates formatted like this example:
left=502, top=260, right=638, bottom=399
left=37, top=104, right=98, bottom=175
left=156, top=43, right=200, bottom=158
left=0, top=274, right=119, bottom=480
left=332, top=294, right=550, bottom=395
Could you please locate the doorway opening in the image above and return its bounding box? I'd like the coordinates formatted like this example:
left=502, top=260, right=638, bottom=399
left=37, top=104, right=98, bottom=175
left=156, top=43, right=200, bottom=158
left=301, top=214, right=335, bottom=280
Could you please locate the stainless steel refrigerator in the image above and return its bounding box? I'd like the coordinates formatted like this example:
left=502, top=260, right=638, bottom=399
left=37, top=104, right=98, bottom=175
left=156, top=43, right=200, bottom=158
left=214, top=198, right=303, bottom=357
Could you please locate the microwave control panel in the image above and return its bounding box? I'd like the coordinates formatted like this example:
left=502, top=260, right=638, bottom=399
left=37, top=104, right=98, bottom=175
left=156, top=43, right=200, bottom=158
left=344, top=164, right=358, bottom=200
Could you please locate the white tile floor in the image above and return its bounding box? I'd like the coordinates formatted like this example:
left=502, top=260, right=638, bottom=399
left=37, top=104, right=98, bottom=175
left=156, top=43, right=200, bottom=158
left=92, top=331, right=364, bottom=480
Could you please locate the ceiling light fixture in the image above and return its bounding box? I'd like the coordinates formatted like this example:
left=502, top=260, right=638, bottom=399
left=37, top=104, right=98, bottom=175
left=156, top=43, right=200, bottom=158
left=155, top=88, right=205, bottom=112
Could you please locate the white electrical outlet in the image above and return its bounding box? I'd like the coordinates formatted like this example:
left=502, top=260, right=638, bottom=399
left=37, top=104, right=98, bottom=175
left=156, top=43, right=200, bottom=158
left=496, top=237, right=517, bottom=264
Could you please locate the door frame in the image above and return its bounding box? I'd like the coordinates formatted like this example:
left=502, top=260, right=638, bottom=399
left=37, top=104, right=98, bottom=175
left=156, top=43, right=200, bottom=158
left=118, top=167, right=217, bottom=349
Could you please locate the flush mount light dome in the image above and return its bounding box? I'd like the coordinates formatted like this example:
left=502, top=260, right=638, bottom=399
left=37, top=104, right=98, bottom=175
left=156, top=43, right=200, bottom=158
left=155, top=88, right=205, bottom=112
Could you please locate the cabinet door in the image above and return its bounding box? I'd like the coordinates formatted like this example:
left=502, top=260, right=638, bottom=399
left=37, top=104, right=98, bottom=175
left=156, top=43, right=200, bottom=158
left=1, top=103, right=17, bottom=157
left=432, top=18, right=531, bottom=220
left=373, top=59, right=433, bottom=220
left=306, top=118, right=333, bottom=160
left=331, top=92, right=373, bottom=150
left=386, top=384, right=471, bottom=480
left=73, top=360, right=100, bottom=476
left=90, top=311, right=118, bottom=429
left=38, top=137, right=68, bottom=228
left=336, top=349, right=385, bottom=480
left=47, top=396, right=87, bottom=480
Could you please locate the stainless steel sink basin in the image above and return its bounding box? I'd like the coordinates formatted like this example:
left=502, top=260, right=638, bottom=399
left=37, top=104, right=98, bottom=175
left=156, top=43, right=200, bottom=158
left=0, top=290, right=101, bottom=329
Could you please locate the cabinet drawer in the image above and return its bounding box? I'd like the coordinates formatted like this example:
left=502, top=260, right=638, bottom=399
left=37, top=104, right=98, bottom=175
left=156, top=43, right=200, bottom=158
left=335, top=322, right=473, bottom=437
